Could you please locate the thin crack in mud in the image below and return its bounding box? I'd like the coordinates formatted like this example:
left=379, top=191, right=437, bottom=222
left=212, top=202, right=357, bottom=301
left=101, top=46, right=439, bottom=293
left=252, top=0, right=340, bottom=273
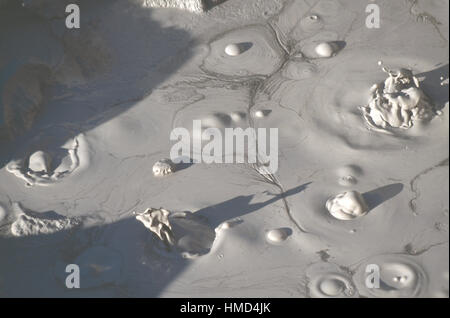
left=404, top=240, right=448, bottom=256
left=407, top=0, right=448, bottom=43
left=409, top=158, right=449, bottom=215
left=173, top=3, right=312, bottom=235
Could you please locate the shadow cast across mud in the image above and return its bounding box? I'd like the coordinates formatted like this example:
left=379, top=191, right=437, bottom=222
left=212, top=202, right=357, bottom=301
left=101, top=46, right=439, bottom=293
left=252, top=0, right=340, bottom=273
left=0, top=182, right=310, bottom=297
left=0, top=0, right=196, bottom=168
left=362, top=183, right=404, bottom=211
left=330, top=40, right=346, bottom=53
left=195, top=182, right=311, bottom=228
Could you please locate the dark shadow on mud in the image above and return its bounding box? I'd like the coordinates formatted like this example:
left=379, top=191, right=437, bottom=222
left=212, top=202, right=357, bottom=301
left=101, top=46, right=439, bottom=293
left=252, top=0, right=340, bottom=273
left=0, top=0, right=196, bottom=168
left=362, top=183, right=404, bottom=211
left=172, top=156, right=196, bottom=171
left=203, top=0, right=228, bottom=10
left=235, top=42, right=254, bottom=54
left=195, top=182, right=310, bottom=228
left=175, top=162, right=196, bottom=172
left=0, top=182, right=309, bottom=297
left=330, top=40, right=346, bottom=53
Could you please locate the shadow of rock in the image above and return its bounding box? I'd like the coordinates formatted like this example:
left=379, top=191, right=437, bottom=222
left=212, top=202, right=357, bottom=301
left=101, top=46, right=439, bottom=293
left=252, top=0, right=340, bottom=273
left=0, top=183, right=310, bottom=296
left=0, top=0, right=194, bottom=168
left=362, top=183, right=404, bottom=211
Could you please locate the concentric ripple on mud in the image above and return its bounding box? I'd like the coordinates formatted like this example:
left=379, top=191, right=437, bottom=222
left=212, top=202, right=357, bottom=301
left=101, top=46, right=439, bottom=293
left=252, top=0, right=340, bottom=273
left=306, top=262, right=356, bottom=298
left=354, top=254, right=428, bottom=298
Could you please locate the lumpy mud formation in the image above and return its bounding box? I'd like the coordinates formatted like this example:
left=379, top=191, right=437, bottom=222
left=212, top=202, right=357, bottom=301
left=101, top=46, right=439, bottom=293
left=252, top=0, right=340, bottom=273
left=140, top=0, right=203, bottom=12
left=135, top=208, right=176, bottom=246
left=6, top=128, right=86, bottom=187
left=361, top=62, right=435, bottom=131
left=326, top=191, right=369, bottom=220
left=266, top=228, right=291, bottom=244
left=152, top=158, right=176, bottom=177
left=135, top=208, right=215, bottom=258
left=10, top=203, right=81, bottom=237
left=203, top=25, right=285, bottom=77
left=139, top=0, right=225, bottom=13
left=0, top=0, right=447, bottom=298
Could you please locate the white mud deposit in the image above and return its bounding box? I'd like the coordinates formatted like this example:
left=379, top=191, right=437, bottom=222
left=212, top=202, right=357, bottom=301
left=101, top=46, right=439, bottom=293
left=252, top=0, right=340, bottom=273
left=336, top=165, right=362, bottom=187
left=362, top=63, right=435, bottom=131
left=140, top=0, right=206, bottom=13
left=0, top=0, right=448, bottom=298
left=314, top=42, right=337, bottom=58
left=0, top=64, right=50, bottom=141
left=253, top=109, right=271, bottom=118
left=152, top=158, right=176, bottom=177
left=6, top=126, right=88, bottom=187
left=266, top=227, right=291, bottom=244
left=326, top=191, right=369, bottom=220
left=135, top=208, right=215, bottom=258
left=203, top=25, right=285, bottom=77
left=10, top=203, right=81, bottom=237
left=0, top=205, right=6, bottom=223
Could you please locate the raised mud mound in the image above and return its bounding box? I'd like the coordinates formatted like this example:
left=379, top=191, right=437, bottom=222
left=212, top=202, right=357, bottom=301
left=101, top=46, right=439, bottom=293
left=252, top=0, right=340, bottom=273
left=10, top=203, right=81, bottom=237
left=306, top=262, right=357, bottom=298
left=361, top=63, right=435, bottom=132
left=354, top=254, right=429, bottom=298
left=203, top=25, right=285, bottom=77
left=6, top=126, right=89, bottom=187
left=326, top=190, right=369, bottom=220
left=140, top=0, right=226, bottom=13
left=135, top=208, right=216, bottom=258
left=152, top=158, right=176, bottom=177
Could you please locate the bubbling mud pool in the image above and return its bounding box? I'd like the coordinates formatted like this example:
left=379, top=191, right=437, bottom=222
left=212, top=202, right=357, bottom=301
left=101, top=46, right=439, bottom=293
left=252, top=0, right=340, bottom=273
left=0, top=0, right=447, bottom=298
